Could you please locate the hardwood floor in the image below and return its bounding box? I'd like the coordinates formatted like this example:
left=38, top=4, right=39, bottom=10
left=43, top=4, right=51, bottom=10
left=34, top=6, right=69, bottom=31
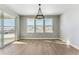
left=0, top=39, right=79, bottom=55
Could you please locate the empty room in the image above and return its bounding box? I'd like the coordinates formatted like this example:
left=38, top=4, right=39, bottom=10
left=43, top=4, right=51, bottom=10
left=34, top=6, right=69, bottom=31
left=0, top=4, right=79, bottom=55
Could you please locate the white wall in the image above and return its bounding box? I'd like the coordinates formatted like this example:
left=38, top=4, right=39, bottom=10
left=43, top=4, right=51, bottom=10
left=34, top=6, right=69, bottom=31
left=60, top=5, right=79, bottom=48
left=20, top=15, right=60, bottom=39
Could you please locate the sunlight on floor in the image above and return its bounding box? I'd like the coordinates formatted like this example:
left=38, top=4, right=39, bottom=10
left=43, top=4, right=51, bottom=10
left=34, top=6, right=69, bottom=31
left=13, top=41, right=27, bottom=44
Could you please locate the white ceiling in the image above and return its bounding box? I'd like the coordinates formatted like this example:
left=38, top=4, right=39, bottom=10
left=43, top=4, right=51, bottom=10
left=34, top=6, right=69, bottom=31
left=5, top=4, right=69, bottom=15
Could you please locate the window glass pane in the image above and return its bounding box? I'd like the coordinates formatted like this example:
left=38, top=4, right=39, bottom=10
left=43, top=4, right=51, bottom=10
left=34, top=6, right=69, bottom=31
left=4, top=19, right=15, bottom=34
left=4, top=12, right=16, bottom=45
left=36, top=19, right=43, bottom=33
left=45, top=18, right=52, bottom=25
left=45, top=18, right=53, bottom=33
left=27, top=19, right=34, bottom=33
left=4, top=19, right=15, bottom=26
left=26, top=18, right=53, bottom=33
left=27, top=19, right=34, bottom=25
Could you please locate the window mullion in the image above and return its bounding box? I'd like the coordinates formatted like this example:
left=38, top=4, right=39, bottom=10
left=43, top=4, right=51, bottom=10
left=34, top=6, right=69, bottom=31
left=43, top=19, right=45, bottom=33
left=52, top=19, right=54, bottom=32
left=34, top=19, right=36, bottom=32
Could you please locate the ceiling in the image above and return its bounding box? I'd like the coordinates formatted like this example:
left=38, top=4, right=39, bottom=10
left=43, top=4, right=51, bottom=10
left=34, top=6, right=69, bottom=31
left=5, top=4, right=69, bottom=15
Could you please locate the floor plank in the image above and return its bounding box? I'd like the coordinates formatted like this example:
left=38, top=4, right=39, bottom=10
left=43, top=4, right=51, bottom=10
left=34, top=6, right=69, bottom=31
left=0, top=39, right=79, bottom=55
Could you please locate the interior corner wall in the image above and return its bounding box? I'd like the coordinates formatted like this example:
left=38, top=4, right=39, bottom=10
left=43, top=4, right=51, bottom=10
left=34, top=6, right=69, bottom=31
left=20, top=15, right=60, bottom=39
left=60, top=5, right=79, bottom=48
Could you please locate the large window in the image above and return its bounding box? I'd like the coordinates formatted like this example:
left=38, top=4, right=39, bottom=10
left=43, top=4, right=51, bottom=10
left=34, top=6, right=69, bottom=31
left=45, top=18, right=53, bottom=33
left=4, top=12, right=16, bottom=45
left=36, top=19, right=43, bottom=33
left=0, top=10, right=16, bottom=48
left=27, top=18, right=53, bottom=33
left=27, top=18, right=34, bottom=33
left=4, top=19, right=15, bottom=34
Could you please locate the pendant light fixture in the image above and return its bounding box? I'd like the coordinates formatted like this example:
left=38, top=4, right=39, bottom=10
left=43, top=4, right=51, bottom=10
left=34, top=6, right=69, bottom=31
left=35, top=4, right=45, bottom=19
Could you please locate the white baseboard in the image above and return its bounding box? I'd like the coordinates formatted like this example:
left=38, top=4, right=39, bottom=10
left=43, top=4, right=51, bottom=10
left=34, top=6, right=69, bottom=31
left=61, top=39, right=79, bottom=50
left=70, top=43, right=79, bottom=50
left=20, top=38, right=61, bottom=39
left=60, top=39, right=79, bottom=50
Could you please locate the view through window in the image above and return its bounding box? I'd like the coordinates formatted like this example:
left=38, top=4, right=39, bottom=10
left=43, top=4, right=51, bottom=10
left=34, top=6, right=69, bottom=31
left=45, top=18, right=53, bottom=33
left=4, top=12, right=16, bottom=45
left=27, top=19, right=34, bottom=33
left=36, top=19, right=43, bottom=33
left=27, top=18, right=53, bottom=33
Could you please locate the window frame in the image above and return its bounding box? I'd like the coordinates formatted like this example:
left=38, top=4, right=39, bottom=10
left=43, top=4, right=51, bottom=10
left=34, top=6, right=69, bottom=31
left=45, top=18, right=53, bottom=33
left=26, top=18, right=53, bottom=33
left=36, top=19, right=43, bottom=33
left=26, top=18, right=35, bottom=33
